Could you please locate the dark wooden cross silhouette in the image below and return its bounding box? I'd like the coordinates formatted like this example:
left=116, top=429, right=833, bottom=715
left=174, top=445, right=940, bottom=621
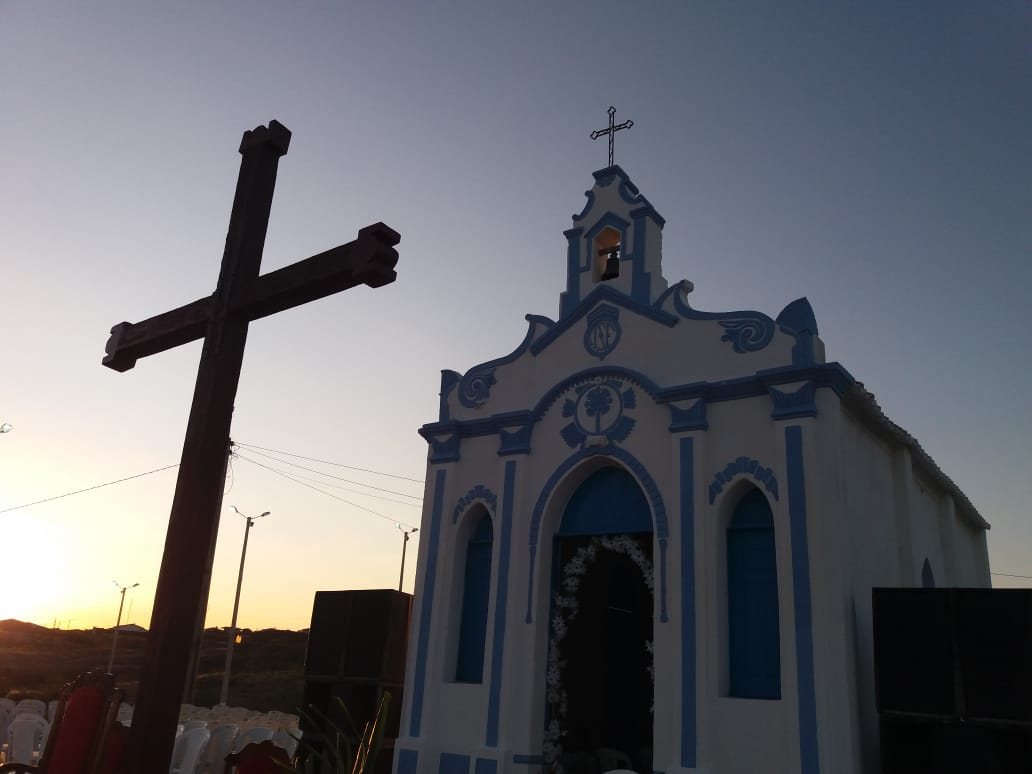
left=101, top=119, right=399, bottom=774
left=589, top=105, right=634, bottom=167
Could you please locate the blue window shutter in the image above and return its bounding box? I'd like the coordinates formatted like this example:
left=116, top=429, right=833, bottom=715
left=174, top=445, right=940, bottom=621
left=456, top=513, right=493, bottom=683
left=727, top=489, right=781, bottom=699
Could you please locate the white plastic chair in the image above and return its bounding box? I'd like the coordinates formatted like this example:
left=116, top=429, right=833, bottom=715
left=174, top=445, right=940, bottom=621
left=0, top=698, right=16, bottom=752
left=272, top=727, right=301, bottom=760
left=231, top=724, right=273, bottom=753
left=169, top=726, right=210, bottom=774
left=197, top=723, right=238, bottom=774
left=5, top=714, right=50, bottom=764
left=12, top=699, right=46, bottom=718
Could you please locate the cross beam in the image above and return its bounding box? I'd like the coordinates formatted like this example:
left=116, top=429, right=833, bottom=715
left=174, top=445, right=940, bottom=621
left=102, top=119, right=399, bottom=774
left=589, top=105, right=634, bottom=167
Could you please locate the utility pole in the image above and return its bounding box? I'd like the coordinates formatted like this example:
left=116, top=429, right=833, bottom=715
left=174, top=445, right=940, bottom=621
left=108, top=581, right=139, bottom=672
left=397, top=524, right=418, bottom=592
left=219, top=506, right=269, bottom=705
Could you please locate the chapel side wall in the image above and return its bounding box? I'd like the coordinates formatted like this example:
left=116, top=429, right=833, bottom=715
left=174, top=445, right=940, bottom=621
left=907, top=473, right=949, bottom=586
left=802, top=391, right=867, bottom=774
left=837, top=409, right=905, bottom=772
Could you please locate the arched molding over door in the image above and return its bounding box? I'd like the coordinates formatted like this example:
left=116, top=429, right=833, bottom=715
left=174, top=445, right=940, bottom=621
left=525, top=446, right=669, bottom=624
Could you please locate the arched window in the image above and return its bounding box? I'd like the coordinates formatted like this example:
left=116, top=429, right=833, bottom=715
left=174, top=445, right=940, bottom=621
left=727, top=488, right=781, bottom=699
left=455, top=512, right=493, bottom=683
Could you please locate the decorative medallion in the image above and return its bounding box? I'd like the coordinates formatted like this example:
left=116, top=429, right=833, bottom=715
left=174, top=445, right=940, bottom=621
left=560, top=377, right=636, bottom=448
left=583, top=304, right=621, bottom=360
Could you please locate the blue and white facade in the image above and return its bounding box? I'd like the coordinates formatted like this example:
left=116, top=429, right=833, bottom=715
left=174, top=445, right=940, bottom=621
left=395, top=166, right=990, bottom=774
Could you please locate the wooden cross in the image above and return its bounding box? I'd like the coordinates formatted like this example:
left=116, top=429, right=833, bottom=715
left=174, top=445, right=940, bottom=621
left=102, top=119, right=400, bottom=774
left=589, top=105, right=634, bottom=167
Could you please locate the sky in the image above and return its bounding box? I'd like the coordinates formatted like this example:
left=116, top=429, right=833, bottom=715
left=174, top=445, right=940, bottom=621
left=0, top=2, right=1029, bottom=633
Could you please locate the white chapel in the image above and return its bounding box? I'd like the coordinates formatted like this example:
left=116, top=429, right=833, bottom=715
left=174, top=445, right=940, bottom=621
left=393, top=163, right=991, bottom=774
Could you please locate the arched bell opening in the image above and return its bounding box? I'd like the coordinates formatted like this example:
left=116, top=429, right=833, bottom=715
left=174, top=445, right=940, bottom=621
left=593, top=227, right=622, bottom=282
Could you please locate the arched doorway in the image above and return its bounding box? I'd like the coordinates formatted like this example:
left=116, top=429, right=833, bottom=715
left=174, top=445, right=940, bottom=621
left=545, top=467, right=653, bottom=774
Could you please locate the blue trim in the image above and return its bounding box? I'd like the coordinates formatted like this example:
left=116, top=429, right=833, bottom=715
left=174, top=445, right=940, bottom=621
left=525, top=445, right=668, bottom=624
left=708, top=456, right=780, bottom=504
left=439, top=370, right=460, bottom=422
left=452, top=485, right=497, bottom=523
left=679, top=437, right=696, bottom=768
left=673, top=290, right=775, bottom=353
left=668, top=400, right=707, bottom=432
left=776, top=297, right=818, bottom=335
left=397, top=749, right=418, bottom=774
left=561, top=228, right=584, bottom=318
left=485, top=460, right=516, bottom=746
left=583, top=304, right=622, bottom=360
left=535, top=285, right=678, bottom=354
left=498, top=424, right=533, bottom=455
left=475, top=759, right=497, bottom=774
left=430, top=435, right=460, bottom=464
left=511, top=754, right=545, bottom=765
left=770, top=381, right=817, bottom=420
left=775, top=298, right=819, bottom=366
left=439, top=752, right=471, bottom=774
left=631, top=204, right=666, bottom=229
left=786, top=426, right=819, bottom=774
left=457, top=315, right=555, bottom=409
left=630, top=206, right=651, bottom=305
left=420, top=363, right=858, bottom=445
left=409, top=469, right=446, bottom=737
left=538, top=367, right=662, bottom=421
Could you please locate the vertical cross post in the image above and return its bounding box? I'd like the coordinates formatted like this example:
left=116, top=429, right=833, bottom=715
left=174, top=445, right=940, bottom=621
left=120, top=122, right=290, bottom=774
left=589, top=106, right=634, bottom=167
left=102, top=120, right=400, bottom=774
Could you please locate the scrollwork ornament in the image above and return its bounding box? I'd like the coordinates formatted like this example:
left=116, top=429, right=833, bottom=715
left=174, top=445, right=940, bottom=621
left=457, top=367, right=497, bottom=408
left=718, top=318, right=775, bottom=353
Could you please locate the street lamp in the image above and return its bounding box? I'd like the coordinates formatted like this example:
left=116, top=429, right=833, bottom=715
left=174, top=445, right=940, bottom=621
left=219, top=506, right=269, bottom=706
left=397, top=523, right=418, bottom=592
left=107, top=581, right=139, bottom=672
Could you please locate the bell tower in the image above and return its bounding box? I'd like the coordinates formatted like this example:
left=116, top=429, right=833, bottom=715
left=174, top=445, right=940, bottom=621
left=558, top=164, right=669, bottom=319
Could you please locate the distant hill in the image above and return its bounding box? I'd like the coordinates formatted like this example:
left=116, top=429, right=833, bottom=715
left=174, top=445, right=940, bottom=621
left=0, top=620, right=310, bottom=712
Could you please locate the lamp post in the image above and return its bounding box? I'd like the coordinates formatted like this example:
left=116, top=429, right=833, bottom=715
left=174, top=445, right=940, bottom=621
left=219, top=506, right=269, bottom=706
left=397, top=524, right=418, bottom=592
left=107, top=581, right=139, bottom=672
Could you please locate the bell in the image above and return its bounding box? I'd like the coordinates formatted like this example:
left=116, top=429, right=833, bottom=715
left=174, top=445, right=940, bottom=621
left=601, top=252, right=620, bottom=281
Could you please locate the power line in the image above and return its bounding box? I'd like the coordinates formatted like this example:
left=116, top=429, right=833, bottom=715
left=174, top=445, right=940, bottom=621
left=234, top=441, right=425, bottom=484
left=0, top=464, right=180, bottom=514
left=234, top=453, right=418, bottom=530
left=234, top=445, right=422, bottom=499
left=235, top=454, right=420, bottom=508
left=991, top=572, right=1032, bottom=580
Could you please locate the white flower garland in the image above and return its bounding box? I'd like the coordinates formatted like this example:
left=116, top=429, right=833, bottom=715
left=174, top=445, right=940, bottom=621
left=543, top=535, right=655, bottom=774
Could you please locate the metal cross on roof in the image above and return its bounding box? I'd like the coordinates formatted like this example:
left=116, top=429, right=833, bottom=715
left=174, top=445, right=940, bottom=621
left=590, top=106, right=634, bottom=167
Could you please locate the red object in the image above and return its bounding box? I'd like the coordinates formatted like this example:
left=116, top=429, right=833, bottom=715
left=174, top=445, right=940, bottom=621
left=223, top=741, right=291, bottom=774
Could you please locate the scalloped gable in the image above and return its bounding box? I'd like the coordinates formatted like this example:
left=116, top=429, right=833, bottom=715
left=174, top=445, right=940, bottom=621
left=434, top=289, right=827, bottom=422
